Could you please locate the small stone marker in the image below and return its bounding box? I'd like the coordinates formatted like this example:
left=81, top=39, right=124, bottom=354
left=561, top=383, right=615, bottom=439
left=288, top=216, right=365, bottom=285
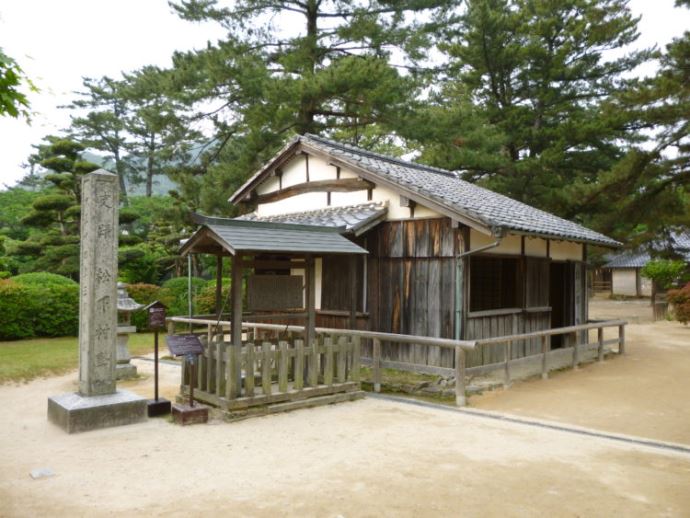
left=47, top=170, right=147, bottom=433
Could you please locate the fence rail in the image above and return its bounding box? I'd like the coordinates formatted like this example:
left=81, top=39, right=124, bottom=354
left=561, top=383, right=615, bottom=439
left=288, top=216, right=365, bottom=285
left=167, top=317, right=626, bottom=409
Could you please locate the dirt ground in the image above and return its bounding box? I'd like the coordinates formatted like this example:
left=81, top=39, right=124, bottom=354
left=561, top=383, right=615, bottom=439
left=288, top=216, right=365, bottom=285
left=472, top=303, right=690, bottom=445
left=2, top=299, right=690, bottom=517
left=589, top=293, right=655, bottom=323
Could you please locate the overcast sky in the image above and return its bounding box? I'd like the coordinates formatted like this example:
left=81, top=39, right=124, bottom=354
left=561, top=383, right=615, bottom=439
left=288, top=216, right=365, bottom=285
left=1, top=0, right=689, bottom=190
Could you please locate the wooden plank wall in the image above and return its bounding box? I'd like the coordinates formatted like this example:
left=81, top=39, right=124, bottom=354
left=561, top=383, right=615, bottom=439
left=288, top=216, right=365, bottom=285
left=366, top=218, right=456, bottom=367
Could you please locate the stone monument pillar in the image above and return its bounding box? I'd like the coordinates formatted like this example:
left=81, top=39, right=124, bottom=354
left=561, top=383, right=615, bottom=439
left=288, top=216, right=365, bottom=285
left=48, top=169, right=147, bottom=433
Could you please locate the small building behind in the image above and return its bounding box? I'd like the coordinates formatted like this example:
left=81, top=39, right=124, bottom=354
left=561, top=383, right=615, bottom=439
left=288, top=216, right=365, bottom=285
left=603, top=232, right=690, bottom=298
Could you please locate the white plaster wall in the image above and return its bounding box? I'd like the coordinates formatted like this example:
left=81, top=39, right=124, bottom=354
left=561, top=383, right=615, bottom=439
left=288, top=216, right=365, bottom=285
left=470, top=229, right=521, bottom=255
left=256, top=176, right=279, bottom=195
left=290, top=258, right=323, bottom=310
left=370, top=185, right=441, bottom=220
left=640, top=275, right=652, bottom=297
left=308, top=155, right=337, bottom=181
left=524, top=237, right=548, bottom=257
left=550, top=241, right=583, bottom=261
left=257, top=192, right=327, bottom=216
left=330, top=190, right=368, bottom=207
left=281, top=155, right=308, bottom=188
left=612, top=269, right=638, bottom=296
left=252, top=153, right=443, bottom=221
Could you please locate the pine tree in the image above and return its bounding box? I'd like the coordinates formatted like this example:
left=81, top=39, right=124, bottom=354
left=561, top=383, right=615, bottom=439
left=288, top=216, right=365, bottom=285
left=164, top=0, right=451, bottom=213
left=409, top=0, right=651, bottom=228
left=66, top=77, right=130, bottom=204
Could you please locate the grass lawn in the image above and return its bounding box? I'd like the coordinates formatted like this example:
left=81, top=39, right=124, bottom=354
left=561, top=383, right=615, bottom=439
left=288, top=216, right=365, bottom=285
left=0, top=333, right=157, bottom=384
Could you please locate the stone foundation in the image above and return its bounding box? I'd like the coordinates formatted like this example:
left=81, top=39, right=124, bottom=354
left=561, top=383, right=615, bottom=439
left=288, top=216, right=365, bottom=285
left=48, top=390, right=147, bottom=434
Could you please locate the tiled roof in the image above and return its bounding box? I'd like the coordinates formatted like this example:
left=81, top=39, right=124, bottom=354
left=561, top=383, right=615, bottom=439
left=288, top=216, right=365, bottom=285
left=182, top=217, right=368, bottom=256
left=603, top=251, right=650, bottom=269
left=299, top=134, right=620, bottom=247
left=603, top=231, right=690, bottom=268
left=236, top=202, right=387, bottom=236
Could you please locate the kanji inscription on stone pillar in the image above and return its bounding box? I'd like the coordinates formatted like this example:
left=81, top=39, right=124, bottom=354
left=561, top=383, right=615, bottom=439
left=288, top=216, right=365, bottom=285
left=78, top=170, right=119, bottom=396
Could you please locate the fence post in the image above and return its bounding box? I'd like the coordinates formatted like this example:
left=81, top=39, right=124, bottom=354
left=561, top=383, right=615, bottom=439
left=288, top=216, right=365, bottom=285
left=572, top=333, right=579, bottom=370
left=619, top=324, right=625, bottom=354
left=503, top=341, right=511, bottom=388
left=455, top=347, right=466, bottom=407
left=597, top=327, right=604, bottom=362
left=167, top=319, right=175, bottom=337
left=351, top=337, right=361, bottom=384
left=373, top=338, right=382, bottom=393
left=294, top=339, right=304, bottom=391
left=541, top=335, right=548, bottom=380
left=278, top=341, right=289, bottom=393
left=261, top=341, right=272, bottom=396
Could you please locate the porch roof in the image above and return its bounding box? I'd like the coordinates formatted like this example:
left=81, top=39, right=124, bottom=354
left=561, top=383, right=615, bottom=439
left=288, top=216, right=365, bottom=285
left=180, top=217, right=368, bottom=256
left=235, top=201, right=388, bottom=236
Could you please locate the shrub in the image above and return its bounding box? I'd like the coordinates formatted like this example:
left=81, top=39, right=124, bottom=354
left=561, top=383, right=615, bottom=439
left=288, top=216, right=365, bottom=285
left=195, top=278, right=231, bottom=315
left=0, top=280, right=36, bottom=339
left=668, top=282, right=690, bottom=325
left=160, top=276, right=207, bottom=316
left=641, top=259, right=687, bottom=290
left=33, top=284, right=79, bottom=337
left=127, top=283, right=163, bottom=331
left=12, top=272, right=77, bottom=287
left=0, top=279, right=79, bottom=339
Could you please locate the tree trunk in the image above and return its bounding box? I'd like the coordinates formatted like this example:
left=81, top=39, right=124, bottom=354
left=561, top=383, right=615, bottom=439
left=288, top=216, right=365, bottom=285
left=114, top=150, right=128, bottom=206
left=146, top=135, right=155, bottom=197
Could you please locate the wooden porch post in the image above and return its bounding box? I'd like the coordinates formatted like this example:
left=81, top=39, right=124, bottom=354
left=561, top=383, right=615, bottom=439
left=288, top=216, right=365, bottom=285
left=229, top=254, right=243, bottom=398
left=349, top=255, right=358, bottom=329
left=215, top=255, right=223, bottom=316
left=306, top=254, right=317, bottom=386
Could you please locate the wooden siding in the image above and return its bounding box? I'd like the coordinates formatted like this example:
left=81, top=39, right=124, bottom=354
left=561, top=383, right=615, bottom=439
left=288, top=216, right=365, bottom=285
left=365, top=219, right=457, bottom=367
left=339, top=217, right=585, bottom=370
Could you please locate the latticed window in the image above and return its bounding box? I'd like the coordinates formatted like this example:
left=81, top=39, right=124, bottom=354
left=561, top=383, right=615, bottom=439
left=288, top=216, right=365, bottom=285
left=470, top=256, right=521, bottom=312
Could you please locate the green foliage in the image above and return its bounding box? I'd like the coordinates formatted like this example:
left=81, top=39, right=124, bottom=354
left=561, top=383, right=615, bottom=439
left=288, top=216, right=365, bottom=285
left=161, top=0, right=447, bottom=213
left=12, top=272, right=77, bottom=287
left=160, top=276, right=207, bottom=316
left=0, top=188, right=41, bottom=240
left=640, top=259, right=688, bottom=290
left=408, top=0, right=652, bottom=238
left=668, top=282, right=690, bottom=324
left=118, top=243, right=169, bottom=284
left=0, top=47, right=36, bottom=120
left=126, top=283, right=163, bottom=330
left=0, top=271, right=10, bottom=279
left=195, top=277, right=231, bottom=315
left=32, top=194, right=74, bottom=212
left=0, top=279, right=79, bottom=340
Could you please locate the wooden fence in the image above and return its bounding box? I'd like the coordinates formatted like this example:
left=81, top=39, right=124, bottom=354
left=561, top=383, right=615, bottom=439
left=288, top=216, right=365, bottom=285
left=168, top=317, right=477, bottom=408
left=167, top=317, right=625, bottom=410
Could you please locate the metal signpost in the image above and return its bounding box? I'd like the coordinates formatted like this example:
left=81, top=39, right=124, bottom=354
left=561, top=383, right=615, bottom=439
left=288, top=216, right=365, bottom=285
left=144, top=301, right=171, bottom=417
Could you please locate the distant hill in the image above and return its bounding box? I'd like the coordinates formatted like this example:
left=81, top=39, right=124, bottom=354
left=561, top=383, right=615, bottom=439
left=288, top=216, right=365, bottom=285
left=81, top=151, right=178, bottom=197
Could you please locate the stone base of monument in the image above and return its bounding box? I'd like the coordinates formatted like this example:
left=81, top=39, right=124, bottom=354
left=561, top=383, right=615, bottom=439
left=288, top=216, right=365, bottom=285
left=115, top=363, right=138, bottom=380
left=48, top=390, right=147, bottom=434
left=171, top=403, right=209, bottom=425
left=147, top=398, right=172, bottom=417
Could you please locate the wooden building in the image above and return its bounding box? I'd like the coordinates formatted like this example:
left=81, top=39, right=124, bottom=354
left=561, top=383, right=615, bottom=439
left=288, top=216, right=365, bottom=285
left=186, top=134, right=621, bottom=370
left=603, top=231, right=690, bottom=298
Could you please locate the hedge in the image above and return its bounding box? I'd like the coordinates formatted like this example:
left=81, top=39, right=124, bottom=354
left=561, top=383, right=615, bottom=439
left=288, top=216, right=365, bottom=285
left=0, top=279, right=79, bottom=340
left=12, top=272, right=77, bottom=287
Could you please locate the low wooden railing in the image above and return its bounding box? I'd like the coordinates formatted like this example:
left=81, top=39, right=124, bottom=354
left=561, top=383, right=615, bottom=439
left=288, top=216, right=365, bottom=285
left=471, top=319, right=626, bottom=387
left=167, top=317, right=625, bottom=409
